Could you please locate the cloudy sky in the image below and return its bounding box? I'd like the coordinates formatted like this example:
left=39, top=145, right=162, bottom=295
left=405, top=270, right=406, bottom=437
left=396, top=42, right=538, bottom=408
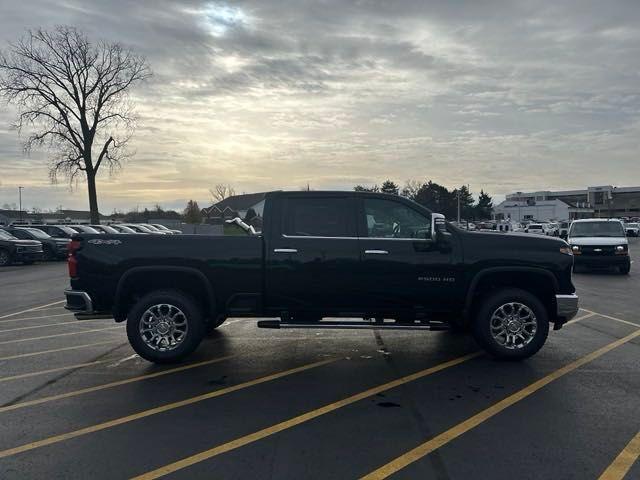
left=1, top=0, right=639, bottom=212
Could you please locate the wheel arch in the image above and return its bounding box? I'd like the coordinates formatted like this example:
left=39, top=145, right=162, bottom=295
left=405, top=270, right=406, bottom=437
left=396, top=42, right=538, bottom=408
left=464, top=267, right=558, bottom=324
left=114, top=266, right=217, bottom=322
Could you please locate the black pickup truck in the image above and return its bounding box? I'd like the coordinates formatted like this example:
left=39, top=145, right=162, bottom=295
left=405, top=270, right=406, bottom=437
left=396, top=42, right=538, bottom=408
left=65, top=191, right=578, bottom=363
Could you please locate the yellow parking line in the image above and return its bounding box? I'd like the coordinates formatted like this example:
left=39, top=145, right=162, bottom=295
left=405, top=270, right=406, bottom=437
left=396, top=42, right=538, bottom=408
left=0, top=353, right=237, bottom=413
left=598, top=430, right=640, bottom=480
left=0, top=361, right=110, bottom=383
left=0, top=300, right=65, bottom=320
left=0, top=319, right=110, bottom=334
left=361, top=328, right=640, bottom=479
left=580, top=309, right=640, bottom=328
left=0, top=312, right=72, bottom=325
left=0, top=340, right=120, bottom=361
left=0, top=357, right=338, bottom=459
left=565, top=312, right=596, bottom=325
left=130, top=352, right=481, bottom=480
left=0, top=326, right=122, bottom=345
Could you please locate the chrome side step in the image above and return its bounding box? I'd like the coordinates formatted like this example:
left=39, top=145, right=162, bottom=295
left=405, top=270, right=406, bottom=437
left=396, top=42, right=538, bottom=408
left=257, top=320, right=450, bottom=331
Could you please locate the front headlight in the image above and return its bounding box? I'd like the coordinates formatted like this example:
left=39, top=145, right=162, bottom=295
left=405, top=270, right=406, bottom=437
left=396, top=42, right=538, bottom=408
left=615, top=245, right=628, bottom=255
left=571, top=245, right=581, bottom=255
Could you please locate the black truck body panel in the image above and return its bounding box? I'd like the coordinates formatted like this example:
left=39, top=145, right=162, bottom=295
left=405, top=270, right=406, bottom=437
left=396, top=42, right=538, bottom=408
left=65, top=191, right=577, bottom=325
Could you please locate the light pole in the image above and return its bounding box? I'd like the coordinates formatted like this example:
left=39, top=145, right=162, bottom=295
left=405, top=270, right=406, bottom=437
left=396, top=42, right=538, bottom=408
left=18, top=186, right=23, bottom=222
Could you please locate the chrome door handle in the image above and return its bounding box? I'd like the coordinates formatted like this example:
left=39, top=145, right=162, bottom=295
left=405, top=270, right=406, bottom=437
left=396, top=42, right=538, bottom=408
left=274, top=248, right=298, bottom=253
left=364, top=249, right=389, bottom=255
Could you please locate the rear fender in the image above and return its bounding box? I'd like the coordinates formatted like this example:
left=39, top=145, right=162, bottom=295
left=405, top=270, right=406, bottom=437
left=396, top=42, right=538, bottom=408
left=113, top=266, right=216, bottom=321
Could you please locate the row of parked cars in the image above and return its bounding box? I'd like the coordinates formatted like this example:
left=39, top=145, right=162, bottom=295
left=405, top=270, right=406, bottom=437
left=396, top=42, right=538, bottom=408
left=0, top=223, right=181, bottom=266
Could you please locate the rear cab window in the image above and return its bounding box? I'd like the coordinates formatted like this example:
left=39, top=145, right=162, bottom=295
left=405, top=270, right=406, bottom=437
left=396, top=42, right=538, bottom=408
left=282, top=196, right=355, bottom=237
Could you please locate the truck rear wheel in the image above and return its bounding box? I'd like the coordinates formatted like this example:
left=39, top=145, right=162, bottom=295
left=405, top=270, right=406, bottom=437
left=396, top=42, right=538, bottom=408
left=126, top=290, right=205, bottom=364
left=472, top=288, right=549, bottom=360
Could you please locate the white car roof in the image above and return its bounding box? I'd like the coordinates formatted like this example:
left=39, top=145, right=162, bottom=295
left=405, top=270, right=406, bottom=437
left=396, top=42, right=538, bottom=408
left=571, top=218, right=622, bottom=223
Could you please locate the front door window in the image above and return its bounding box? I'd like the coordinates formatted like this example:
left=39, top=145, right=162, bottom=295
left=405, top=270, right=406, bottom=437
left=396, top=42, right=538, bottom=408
left=363, top=198, right=431, bottom=240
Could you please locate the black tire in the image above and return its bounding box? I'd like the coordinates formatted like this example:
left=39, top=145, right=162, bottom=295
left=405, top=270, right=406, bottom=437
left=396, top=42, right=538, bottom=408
left=472, top=288, right=549, bottom=360
left=126, top=290, right=205, bottom=364
left=619, top=263, right=631, bottom=275
left=0, top=249, right=10, bottom=266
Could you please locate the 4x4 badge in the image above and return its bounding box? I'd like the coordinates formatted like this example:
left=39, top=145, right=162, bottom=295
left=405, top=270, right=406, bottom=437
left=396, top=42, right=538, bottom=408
left=88, top=239, right=122, bottom=245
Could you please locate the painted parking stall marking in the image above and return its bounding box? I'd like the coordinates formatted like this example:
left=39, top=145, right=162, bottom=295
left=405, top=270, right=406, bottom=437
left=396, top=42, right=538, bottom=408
left=0, top=357, right=338, bottom=458
left=360, top=328, right=640, bottom=480
left=0, top=300, right=65, bottom=320
left=0, top=353, right=237, bottom=413
left=599, top=430, right=640, bottom=480
left=0, top=340, right=122, bottom=361
left=0, top=325, right=122, bottom=345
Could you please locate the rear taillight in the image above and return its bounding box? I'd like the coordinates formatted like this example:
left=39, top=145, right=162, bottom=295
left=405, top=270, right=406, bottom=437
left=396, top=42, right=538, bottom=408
left=68, top=239, right=81, bottom=277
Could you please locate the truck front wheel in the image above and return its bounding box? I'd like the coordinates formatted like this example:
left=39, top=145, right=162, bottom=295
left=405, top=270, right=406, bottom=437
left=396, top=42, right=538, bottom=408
left=472, top=288, right=549, bottom=360
left=127, top=290, right=205, bottom=364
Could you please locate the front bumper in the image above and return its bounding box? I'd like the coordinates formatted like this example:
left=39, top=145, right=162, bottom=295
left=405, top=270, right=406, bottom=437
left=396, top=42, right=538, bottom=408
left=14, top=250, right=44, bottom=262
left=573, top=255, right=630, bottom=268
left=556, top=293, right=579, bottom=320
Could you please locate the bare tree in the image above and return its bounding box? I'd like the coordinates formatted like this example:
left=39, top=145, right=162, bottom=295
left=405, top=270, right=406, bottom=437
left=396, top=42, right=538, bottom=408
left=0, top=26, right=151, bottom=223
left=210, top=184, right=236, bottom=203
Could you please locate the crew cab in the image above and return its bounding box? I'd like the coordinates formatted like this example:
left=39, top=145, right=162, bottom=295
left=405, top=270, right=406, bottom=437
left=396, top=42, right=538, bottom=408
left=0, top=228, right=44, bottom=266
left=64, top=191, right=579, bottom=363
left=568, top=219, right=630, bottom=274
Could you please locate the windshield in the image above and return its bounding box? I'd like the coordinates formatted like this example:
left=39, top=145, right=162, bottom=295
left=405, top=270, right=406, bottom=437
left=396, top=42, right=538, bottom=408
left=117, top=225, right=136, bottom=233
left=0, top=229, right=18, bottom=240
left=570, top=221, right=625, bottom=238
left=22, top=228, right=51, bottom=239
left=75, top=226, right=100, bottom=234
left=57, top=226, right=77, bottom=235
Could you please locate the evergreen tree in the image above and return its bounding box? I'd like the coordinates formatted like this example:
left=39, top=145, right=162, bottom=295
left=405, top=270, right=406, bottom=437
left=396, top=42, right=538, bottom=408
left=475, top=190, right=493, bottom=220
left=454, top=185, right=475, bottom=220
left=354, top=185, right=380, bottom=192
left=380, top=180, right=399, bottom=195
left=184, top=200, right=202, bottom=224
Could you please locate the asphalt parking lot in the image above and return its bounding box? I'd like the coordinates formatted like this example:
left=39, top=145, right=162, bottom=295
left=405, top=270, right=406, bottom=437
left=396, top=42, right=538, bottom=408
left=0, top=241, right=639, bottom=480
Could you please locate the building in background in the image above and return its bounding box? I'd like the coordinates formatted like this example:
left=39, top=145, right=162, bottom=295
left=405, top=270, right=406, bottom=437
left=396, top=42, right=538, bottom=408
left=494, top=185, right=640, bottom=221
left=493, top=199, right=593, bottom=222
left=0, top=209, right=97, bottom=225
left=202, top=192, right=266, bottom=228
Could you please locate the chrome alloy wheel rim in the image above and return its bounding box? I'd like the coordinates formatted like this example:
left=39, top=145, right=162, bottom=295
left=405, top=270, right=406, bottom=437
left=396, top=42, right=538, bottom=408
left=139, top=304, right=189, bottom=351
left=0, top=250, right=8, bottom=265
left=489, top=302, right=537, bottom=350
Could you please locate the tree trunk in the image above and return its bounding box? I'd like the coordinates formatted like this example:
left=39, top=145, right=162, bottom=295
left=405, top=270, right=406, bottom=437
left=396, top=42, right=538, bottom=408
left=86, top=171, right=100, bottom=224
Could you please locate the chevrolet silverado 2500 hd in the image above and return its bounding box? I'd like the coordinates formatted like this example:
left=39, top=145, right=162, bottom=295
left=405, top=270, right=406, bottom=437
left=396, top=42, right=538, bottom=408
left=64, top=191, right=578, bottom=363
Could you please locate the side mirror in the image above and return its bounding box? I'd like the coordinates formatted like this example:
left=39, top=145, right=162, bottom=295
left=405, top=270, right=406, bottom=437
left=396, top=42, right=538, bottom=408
left=431, top=213, right=449, bottom=242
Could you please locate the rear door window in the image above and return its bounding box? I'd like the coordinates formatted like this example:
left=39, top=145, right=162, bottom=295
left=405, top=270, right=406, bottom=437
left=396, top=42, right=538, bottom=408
left=283, top=197, right=354, bottom=237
